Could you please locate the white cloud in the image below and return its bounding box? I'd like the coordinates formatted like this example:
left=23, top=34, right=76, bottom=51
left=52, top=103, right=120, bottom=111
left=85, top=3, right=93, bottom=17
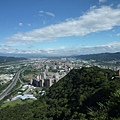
left=1, top=41, right=120, bottom=55
left=0, top=41, right=26, bottom=48
left=39, top=10, right=44, bottom=13
left=56, top=42, right=120, bottom=55
left=43, top=42, right=120, bottom=55
left=0, top=47, right=19, bottom=54
left=117, top=33, right=120, bottom=36
left=45, top=12, right=55, bottom=17
left=27, top=23, right=31, bottom=26
left=99, top=0, right=106, bottom=3
left=19, top=22, right=23, bottom=26
left=6, top=6, right=120, bottom=42
left=90, top=5, right=97, bottom=9
left=107, top=41, right=120, bottom=47
left=39, top=11, right=55, bottom=17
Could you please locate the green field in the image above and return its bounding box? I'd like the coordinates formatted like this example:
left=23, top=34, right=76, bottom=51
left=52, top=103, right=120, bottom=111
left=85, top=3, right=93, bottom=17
left=1, top=99, right=33, bottom=108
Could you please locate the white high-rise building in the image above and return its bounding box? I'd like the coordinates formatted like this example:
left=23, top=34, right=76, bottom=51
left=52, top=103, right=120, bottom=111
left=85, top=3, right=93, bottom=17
left=36, top=74, right=41, bottom=80
left=41, top=72, right=46, bottom=79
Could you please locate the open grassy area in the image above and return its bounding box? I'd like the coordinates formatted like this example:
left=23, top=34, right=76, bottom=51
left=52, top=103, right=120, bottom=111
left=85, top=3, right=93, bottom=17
left=1, top=99, right=33, bottom=108
left=1, top=100, right=23, bottom=108
left=20, top=67, right=40, bottom=82
left=24, top=74, right=34, bottom=79
left=23, top=68, right=40, bottom=76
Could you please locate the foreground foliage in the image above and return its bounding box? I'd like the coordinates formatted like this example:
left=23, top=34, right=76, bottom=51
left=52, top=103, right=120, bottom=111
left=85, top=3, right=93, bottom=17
left=0, top=67, right=120, bottom=120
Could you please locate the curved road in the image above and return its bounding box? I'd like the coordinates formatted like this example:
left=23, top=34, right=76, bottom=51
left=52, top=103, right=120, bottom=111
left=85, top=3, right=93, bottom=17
left=0, top=69, right=23, bottom=100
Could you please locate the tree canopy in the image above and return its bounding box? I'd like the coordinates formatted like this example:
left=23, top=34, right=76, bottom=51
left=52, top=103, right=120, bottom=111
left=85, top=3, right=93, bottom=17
left=0, top=66, right=120, bottom=120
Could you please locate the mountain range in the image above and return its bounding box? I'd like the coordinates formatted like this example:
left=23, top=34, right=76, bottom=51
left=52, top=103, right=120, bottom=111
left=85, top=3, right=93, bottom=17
left=1, top=52, right=120, bottom=61
left=73, top=52, right=120, bottom=61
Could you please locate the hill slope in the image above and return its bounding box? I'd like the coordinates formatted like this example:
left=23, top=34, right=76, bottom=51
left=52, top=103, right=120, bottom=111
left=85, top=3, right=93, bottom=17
left=75, top=52, right=120, bottom=61
left=0, top=67, right=120, bottom=120
left=0, top=56, right=27, bottom=64
left=46, top=67, right=120, bottom=120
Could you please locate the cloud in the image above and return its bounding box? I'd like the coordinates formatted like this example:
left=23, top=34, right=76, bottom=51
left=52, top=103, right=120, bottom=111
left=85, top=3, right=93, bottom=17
left=1, top=41, right=120, bottom=55
left=117, top=33, right=120, bottom=36
left=39, top=11, right=55, bottom=17
left=51, top=42, right=120, bottom=56
left=99, top=0, right=106, bottom=3
left=90, top=5, right=97, bottom=9
left=0, top=47, right=19, bottom=54
left=19, top=22, right=23, bottom=26
left=27, top=45, right=33, bottom=49
left=43, top=42, right=120, bottom=55
left=6, top=6, right=120, bottom=42
left=45, top=12, right=55, bottom=17
left=27, top=23, right=31, bottom=26
left=0, top=41, right=26, bottom=48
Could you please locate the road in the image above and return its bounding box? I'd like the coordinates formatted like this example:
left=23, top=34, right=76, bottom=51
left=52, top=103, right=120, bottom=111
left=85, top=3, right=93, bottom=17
left=0, top=69, right=23, bottom=100
left=23, top=85, right=31, bottom=94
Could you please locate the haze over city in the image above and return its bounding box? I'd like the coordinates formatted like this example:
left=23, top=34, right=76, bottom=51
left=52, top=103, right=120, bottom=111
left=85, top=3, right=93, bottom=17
left=0, top=0, right=120, bottom=56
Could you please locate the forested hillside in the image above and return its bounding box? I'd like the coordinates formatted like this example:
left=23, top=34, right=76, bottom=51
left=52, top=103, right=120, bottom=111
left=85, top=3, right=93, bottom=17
left=0, top=67, right=120, bottom=120
left=0, top=56, right=27, bottom=64
left=75, top=52, right=120, bottom=61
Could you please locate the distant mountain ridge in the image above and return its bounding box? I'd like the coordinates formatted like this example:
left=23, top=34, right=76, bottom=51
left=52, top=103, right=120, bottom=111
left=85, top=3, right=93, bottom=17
left=0, top=56, right=27, bottom=64
left=74, top=52, right=120, bottom=61
left=0, top=52, right=120, bottom=60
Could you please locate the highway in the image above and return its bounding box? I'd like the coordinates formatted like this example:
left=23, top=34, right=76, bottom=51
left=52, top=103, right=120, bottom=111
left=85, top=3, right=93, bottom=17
left=0, top=69, right=23, bottom=100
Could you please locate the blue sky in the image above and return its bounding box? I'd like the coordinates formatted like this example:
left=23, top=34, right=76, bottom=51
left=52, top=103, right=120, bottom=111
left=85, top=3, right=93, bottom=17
left=0, top=0, right=120, bottom=56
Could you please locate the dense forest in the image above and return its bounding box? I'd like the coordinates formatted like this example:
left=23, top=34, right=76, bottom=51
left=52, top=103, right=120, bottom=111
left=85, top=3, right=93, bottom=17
left=0, top=67, right=120, bottom=120
left=74, top=52, right=120, bottom=61
left=0, top=56, right=27, bottom=64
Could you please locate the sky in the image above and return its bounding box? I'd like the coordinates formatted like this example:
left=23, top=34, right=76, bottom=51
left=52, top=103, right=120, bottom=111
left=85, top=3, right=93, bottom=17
left=0, top=0, right=120, bottom=56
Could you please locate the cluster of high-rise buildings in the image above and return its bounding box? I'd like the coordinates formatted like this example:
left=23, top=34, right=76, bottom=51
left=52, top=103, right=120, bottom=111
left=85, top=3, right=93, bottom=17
left=29, top=58, right=79, bottom=87
left=30, top=72, right=58, bottom=87
left=28, top=57, right=120, bottom=88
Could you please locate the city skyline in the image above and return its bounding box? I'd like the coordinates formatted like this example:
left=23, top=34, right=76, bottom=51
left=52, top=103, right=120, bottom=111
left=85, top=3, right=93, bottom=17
left=0, top=0, right=120, bottom=56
